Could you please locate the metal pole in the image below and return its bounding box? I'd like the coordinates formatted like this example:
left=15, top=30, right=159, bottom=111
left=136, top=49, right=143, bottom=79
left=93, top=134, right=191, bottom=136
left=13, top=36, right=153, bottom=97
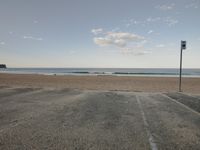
left=179, top=46, right=183, bottom=92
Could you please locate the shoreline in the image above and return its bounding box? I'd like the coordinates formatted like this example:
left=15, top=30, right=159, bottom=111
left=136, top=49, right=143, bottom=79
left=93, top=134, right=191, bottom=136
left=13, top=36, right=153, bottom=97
left=1, top=71, right=200, bottom=78
left=0, top=73, right=200, bottom=94
left=1, top=68, right=200, bottom=78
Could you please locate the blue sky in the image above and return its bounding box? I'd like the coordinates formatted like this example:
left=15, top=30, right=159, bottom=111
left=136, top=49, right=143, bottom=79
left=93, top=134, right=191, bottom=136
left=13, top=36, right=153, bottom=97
left=0, top=0, right=200, bottom=68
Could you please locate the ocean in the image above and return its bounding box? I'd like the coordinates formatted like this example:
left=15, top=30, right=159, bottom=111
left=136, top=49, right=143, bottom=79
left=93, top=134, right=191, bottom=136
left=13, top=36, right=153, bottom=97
left=0, top=68, right=200, bottom=77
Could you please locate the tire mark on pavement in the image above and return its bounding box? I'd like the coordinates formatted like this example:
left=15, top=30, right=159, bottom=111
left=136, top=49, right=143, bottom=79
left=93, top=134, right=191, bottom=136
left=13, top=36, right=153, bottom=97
left=136, top=95, right=158, bottom=150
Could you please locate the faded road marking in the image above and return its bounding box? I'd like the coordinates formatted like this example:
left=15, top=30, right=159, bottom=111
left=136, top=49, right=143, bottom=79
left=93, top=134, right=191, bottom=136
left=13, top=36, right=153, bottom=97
left=161, top=94, right=200, bottom=116
left=136, top=95, right=158, bottom=150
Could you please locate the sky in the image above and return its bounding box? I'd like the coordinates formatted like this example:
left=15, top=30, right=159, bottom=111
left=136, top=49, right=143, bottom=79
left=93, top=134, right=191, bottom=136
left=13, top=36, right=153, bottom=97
left=0, top=0, right=200, bottom=68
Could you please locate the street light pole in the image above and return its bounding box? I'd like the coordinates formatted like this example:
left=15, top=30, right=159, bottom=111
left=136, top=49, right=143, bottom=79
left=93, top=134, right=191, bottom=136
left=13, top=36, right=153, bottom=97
left=179, top=46, right=183, bottom=92
left=179, top=41, right=186, bottom=92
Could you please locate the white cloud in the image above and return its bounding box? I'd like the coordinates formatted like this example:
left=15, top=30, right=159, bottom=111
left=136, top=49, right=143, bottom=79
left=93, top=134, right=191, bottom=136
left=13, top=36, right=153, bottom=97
left=94, top=37, right=118, bottom=47
left=23, top=36, right=43, bottom=41
left=93, top=38, right=110, bottom=47
left=91, top=28, right=103, bottom=35
left=94, top=31, right=144, bottom=48
left=146, top=17, right=178, bottom=26
left=125, top=16, right=178, bottom=28
left=92, top=28, right=149, bottom=55
left=107, top=32, right=144, bottom=41
left=94, top=37, right=126, bottom=47
left=155, top=3, right=175, bottom=11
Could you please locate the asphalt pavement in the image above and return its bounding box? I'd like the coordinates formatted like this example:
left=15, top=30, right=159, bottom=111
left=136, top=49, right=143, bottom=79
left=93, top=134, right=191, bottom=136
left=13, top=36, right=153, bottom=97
left=0, top=87, right=200, bottom=150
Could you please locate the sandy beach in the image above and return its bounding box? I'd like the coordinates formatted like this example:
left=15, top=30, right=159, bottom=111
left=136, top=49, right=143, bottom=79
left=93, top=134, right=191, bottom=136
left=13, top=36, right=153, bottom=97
left=0, top=73, right=200, bottom=94
left=1, top=0, right=200, bottom=149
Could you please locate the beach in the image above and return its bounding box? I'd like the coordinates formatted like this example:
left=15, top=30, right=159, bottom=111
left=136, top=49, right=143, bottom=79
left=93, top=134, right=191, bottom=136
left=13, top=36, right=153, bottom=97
left=1, top=0, right=200, bottom=149
left=0, top=73, right=200, bottom=93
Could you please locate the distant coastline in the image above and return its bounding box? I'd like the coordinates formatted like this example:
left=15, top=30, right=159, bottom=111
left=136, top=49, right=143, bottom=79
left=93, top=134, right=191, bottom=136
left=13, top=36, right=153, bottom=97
left=0, top=64, right=6, bottom=69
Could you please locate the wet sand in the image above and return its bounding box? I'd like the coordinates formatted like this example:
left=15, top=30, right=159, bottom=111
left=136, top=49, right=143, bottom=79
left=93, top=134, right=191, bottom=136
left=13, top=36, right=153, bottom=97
left=0, top=73, right=200, bottom=93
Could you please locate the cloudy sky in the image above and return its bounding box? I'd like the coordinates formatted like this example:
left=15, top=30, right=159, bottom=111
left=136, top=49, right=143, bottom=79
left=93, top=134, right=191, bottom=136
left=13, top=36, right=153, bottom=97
left=0, top=0, right=200, bottom=68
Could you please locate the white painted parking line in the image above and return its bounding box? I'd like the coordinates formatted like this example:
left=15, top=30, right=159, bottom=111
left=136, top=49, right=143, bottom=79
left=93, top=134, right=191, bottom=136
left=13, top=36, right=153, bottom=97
left=161, top=94, right=200, bottom=116
left=136, top=95, right=158, bottom=150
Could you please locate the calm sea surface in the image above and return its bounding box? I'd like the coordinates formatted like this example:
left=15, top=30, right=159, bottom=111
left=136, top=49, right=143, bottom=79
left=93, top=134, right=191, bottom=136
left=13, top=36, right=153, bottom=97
left=0, top=68, right=200, bottom=77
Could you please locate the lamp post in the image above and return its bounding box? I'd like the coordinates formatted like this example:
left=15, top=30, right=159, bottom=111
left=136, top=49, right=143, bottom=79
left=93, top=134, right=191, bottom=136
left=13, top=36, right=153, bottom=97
left=179, top=41, right=186, bottom=92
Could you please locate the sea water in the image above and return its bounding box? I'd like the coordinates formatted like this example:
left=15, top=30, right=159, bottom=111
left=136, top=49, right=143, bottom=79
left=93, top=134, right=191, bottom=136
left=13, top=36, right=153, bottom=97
left=1, top=68, right=200, bottom=77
